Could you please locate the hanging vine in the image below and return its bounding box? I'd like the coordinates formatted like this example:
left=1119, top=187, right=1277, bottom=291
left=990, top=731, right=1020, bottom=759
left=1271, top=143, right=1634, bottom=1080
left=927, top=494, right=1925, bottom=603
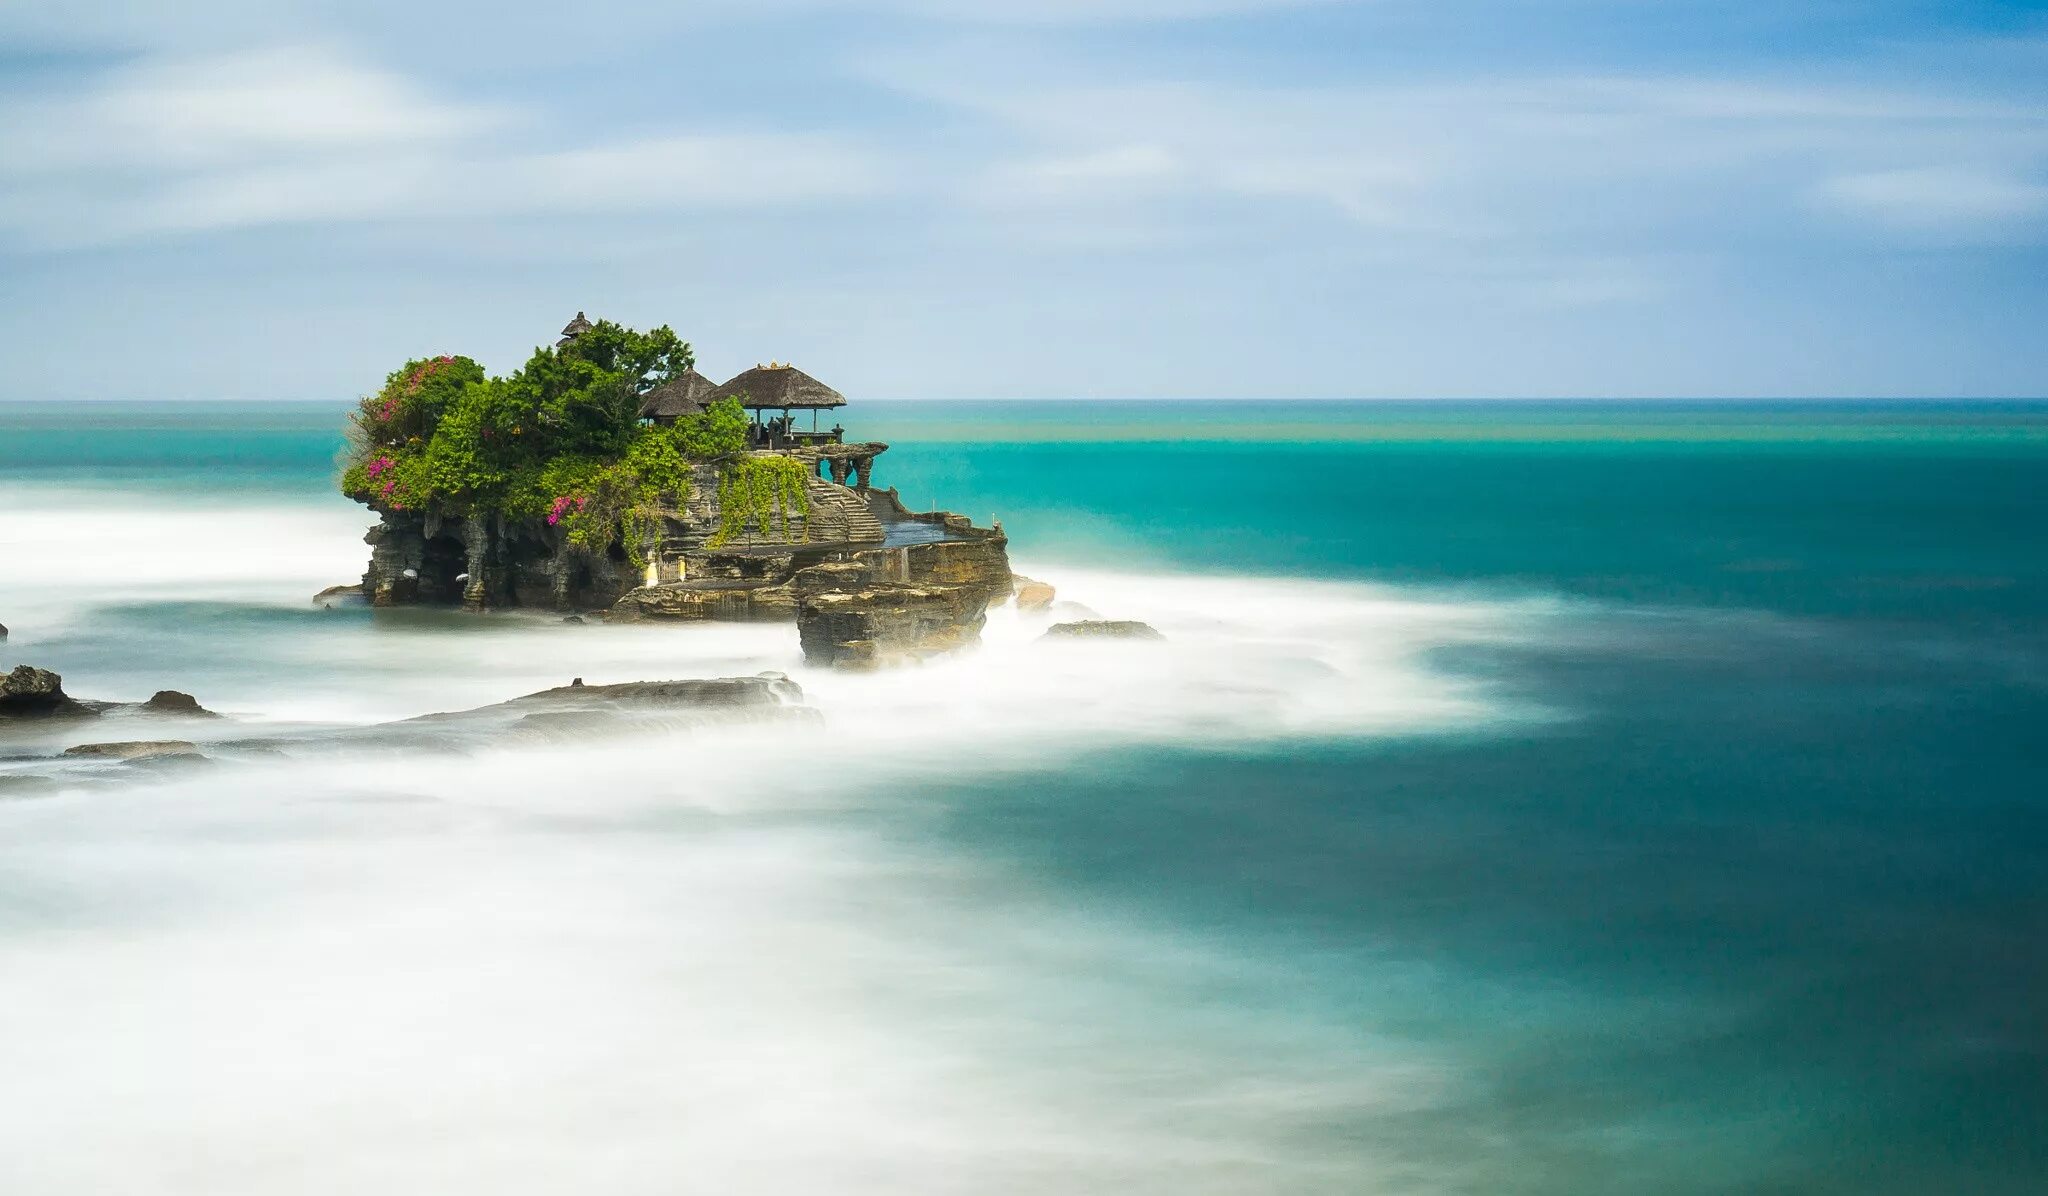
left=710, top=456, right=811, bottom=546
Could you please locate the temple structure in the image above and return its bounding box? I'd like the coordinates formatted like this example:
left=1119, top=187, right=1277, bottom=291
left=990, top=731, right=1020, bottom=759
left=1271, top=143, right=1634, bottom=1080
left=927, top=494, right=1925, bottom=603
left=555, top=311, right=593, bottom=347
left=638, top=367, right=722, bottom=425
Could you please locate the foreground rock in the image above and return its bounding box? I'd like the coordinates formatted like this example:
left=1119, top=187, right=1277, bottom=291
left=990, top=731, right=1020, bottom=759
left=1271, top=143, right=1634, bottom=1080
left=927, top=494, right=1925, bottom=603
left=1041, top=620, right=1166, bottom=642
left=0, top=666, right=96, bottom=720
left=63, top=740, right=202, bottom=761
left=384, top=672, right=816, bottom=743
left=4, top=674, right=812, bottom=795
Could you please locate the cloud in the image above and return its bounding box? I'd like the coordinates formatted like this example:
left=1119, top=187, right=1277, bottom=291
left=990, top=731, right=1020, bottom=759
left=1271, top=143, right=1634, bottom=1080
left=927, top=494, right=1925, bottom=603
left=1815, top=166, right=2048, bottom=231
left=1, top=44, right=500, bottom=173
left=0, top=43, right=893, bottom=247
left=883, top=60, right=2048, bottom=261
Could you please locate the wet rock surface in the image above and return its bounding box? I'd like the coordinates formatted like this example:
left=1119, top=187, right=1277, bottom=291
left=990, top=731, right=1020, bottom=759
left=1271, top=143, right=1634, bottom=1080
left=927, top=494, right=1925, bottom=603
left=1041, top=620, right=1166, bottom=642
left=63, top=740, right=203, bottom=761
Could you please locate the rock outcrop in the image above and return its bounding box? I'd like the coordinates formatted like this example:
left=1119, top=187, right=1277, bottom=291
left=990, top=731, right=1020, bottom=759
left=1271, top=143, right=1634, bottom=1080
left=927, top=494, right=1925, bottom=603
left=142, top=690, right=220, bottom=718
left=1011, top=576, right=1056, bottom=613
left=1041, top=620, right=1166, bottom=642
left=312, top=583, right=365, bottom=608
left=0, top=666, right=95, bottom=720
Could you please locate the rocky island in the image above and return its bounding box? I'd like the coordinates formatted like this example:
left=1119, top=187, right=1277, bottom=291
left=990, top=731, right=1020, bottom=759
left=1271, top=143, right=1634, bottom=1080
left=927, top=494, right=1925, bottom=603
left=338, top=314, right=1013, bottom=668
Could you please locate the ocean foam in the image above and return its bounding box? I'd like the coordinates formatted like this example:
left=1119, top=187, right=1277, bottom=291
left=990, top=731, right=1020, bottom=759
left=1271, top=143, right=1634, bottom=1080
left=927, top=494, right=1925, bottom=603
left=0, top=489, right=1576, bottom=1193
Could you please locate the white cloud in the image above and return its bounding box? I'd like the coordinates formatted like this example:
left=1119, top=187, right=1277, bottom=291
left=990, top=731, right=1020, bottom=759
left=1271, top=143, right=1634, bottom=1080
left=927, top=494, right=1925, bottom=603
left=1815, top=166, right=2048, bottom=230
left=1, top=45, right=502, bottom=174
left=884, top=63, right=2048, bottom=258
left=982, top=144, right=1183, bottom=202
left=0, top=44, right=893, bottom=246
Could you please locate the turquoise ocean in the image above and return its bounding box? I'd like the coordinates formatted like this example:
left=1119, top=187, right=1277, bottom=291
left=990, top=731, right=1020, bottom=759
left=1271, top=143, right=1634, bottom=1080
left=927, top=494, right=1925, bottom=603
left=1, top=400, right=2045, bottom=1193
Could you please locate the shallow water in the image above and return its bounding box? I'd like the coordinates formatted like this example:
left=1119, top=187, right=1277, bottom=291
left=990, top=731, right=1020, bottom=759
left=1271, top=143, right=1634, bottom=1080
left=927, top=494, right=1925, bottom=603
left=1, top=400, right=2045, bottom=1193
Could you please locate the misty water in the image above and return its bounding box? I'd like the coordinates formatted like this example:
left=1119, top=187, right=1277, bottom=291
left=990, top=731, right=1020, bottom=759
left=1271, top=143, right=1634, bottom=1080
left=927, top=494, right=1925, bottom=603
left=2, top=401, right=2046, bottom=1193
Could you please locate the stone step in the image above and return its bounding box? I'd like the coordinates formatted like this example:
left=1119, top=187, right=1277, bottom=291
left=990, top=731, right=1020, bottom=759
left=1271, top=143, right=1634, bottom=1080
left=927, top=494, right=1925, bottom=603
left=804, top=478, right=885, bottom=543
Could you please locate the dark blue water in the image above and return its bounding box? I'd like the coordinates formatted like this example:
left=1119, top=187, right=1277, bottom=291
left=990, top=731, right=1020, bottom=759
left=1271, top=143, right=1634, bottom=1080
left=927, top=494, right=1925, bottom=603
left=3, top=399, right=2045, bottom=1191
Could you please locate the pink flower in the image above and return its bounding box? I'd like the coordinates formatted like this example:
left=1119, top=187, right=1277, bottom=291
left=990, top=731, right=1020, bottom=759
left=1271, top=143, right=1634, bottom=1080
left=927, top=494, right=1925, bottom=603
left=546, top=494, right=588, bottom=526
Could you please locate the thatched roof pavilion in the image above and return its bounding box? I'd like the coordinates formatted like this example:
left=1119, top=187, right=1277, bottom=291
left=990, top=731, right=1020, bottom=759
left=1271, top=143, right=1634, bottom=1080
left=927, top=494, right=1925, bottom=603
left=720, top=363, right=846, bottom=411
left=556, top=311, right=593, bottom=347
left=638, top=367, right=723, bottom=425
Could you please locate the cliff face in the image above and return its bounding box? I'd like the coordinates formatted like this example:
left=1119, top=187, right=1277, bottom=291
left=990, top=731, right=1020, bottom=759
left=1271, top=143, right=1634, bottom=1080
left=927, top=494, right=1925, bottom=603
left=362, top=507, right=647, bottom=611
left=354, top=447, right=1014, bottom=667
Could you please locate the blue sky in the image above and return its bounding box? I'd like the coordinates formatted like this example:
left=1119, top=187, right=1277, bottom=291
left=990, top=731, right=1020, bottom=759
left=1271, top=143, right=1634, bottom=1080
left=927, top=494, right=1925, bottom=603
left=1, top=0, right=2044, bottom=400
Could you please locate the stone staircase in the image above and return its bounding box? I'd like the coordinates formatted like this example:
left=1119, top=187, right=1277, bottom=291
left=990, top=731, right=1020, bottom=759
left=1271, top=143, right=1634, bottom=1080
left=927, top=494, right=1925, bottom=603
left=804, top=477, right=885, bottom=543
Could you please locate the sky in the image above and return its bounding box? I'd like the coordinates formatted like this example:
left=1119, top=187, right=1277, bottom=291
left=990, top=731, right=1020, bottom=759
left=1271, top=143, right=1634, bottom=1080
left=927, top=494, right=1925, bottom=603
left=1, top=0, right=2045, bottom=401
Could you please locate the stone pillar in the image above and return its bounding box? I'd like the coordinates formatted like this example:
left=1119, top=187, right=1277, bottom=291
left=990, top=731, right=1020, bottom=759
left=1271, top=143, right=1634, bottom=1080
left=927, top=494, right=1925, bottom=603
left=829, top=458, right=852, bottom=486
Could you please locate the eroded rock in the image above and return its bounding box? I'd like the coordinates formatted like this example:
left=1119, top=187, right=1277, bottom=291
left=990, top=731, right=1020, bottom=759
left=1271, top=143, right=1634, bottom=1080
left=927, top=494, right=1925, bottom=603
left=793, top=540, right=1012, bottom=669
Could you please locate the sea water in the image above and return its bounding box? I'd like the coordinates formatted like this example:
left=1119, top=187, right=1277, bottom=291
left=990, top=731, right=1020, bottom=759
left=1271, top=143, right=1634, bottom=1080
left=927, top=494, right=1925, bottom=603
left=0, top=400, right=2044, bottom=1193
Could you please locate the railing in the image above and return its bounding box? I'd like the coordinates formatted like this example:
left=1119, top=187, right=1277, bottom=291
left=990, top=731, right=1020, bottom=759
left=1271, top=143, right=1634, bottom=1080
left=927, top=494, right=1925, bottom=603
left=749, top=426, right=844, bottom=450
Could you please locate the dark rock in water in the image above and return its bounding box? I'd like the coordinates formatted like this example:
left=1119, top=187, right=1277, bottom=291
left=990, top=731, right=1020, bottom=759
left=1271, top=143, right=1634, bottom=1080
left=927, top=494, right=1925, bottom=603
left=0, top=620, right=8, bottom=639
left=1041, top=620, right=1166, bottom=642
left=312, top=583, right=365, bottom=607
left=63, top=740, right=202, bottom=761
left=561, top=615, right=586, bottom=624
left=507, top=674, right=807, bottom=710
left=142, top=690, right=221, bottom=718
left=0, top=666, right=96, bottom=720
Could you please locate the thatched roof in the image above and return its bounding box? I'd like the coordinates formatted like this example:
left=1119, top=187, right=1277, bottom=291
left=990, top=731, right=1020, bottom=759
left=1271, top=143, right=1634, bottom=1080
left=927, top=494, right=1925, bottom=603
left=720, top=363, right=846, bottom=410
left=638, top=367, right=722, bottom=422
left=556, top=311, right=593, bottom=346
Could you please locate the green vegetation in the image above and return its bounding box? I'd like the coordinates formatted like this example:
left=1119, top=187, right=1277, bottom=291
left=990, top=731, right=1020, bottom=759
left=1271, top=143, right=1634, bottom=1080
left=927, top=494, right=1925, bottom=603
left=338, top=320, right=751, bottom=562
left=711, top=456, right=812, bottom=546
